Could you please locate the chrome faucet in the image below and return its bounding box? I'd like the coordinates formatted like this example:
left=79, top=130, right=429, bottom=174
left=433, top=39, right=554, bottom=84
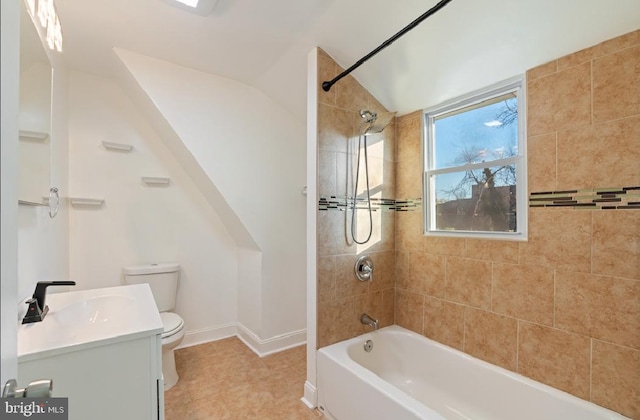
left=22, top=281, right=76, bottom=324
left=360, top=313, right=378, bottom=330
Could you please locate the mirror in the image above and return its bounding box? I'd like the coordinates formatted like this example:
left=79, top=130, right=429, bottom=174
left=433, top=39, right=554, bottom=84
left=18, top=1, right=52, bottom=205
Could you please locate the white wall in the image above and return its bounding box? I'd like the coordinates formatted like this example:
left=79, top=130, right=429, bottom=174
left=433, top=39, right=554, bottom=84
left=18, top=62, right=51, bottom=202
left=114, top=49, right=307, bottom=340
left=67, top=71, right=239, bottom=339
left=18, top=63, right=51, bottom=133
left=237, top=248, right=262, bottom=335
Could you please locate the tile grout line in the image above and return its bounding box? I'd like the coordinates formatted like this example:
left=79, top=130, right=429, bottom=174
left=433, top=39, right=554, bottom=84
left=589, top=338, right=593, bottom=402
left=421, top=293, right=426, bottom=336
left=554, top=131, right=558, bottom=191
left=590, top=59, right=594, bottom=125
left=590, top=209, right=594, bottom=274
left=462, top=306, right=467, bottom=352
left=515, top=320, right=520, bottom=374
left=558, top=41, right=640, bottom=72
left=553, top=269, right=556, bottom=328
left=490, top=261, right=494, bottom=312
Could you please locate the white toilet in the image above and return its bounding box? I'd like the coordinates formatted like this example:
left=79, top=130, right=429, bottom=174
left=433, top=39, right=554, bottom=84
left=123, top=262, right=185, bottom=390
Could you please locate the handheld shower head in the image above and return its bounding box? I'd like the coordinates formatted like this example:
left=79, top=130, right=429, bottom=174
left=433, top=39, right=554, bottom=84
left=351, top=108, right=397, bottom=245
left=360, top=110, right=377, bottom=124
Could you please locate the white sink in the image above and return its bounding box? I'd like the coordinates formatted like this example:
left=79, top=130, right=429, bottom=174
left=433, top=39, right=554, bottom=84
left=18, top=284, right=163, bottom=362
left=56, top=295, right=134, bottom=327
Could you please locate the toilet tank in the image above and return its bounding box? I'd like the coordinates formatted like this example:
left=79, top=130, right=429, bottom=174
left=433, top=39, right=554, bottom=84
left=122, top=263, right=180, bottom=312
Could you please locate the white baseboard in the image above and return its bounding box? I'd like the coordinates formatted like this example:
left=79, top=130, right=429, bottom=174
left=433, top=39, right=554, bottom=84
left=301, top=380, right=317, bottom=409
left=176, top=322, right=236, bottom=349
left=176, top=322, right=307, bottom=357
left=236, top=323, right=306, bottom=357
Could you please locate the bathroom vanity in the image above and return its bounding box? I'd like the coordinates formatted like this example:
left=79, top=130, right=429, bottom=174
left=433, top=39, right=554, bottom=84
left=17, top=284, right=164, bottom=420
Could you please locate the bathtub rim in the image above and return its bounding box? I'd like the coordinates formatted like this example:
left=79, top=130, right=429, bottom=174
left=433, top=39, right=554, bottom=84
left=317, top=331, right=445, bottom=419
left=317, top=325, right=629, bottom=420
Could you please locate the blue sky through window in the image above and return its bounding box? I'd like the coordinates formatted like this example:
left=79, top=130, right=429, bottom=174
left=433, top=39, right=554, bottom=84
left=434, top=96, right=518, bottom=169
left=432, top=96, right=518, bottom=199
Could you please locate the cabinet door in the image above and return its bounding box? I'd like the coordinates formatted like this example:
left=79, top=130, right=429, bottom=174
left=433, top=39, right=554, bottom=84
left=19, top=337, right=159, bottom=420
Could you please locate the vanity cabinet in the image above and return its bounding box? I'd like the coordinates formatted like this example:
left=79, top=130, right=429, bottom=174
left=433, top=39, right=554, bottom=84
left=19, top=334, right=163, bottom=420
left=17, top=285, right=164, bottom=420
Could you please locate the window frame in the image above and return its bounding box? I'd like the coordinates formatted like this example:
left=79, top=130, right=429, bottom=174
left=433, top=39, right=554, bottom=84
left=422, top=76, right=527, bottom=241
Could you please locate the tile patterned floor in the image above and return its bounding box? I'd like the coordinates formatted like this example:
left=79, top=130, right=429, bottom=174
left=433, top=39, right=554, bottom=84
left=164, top=337, right=322, bottom=419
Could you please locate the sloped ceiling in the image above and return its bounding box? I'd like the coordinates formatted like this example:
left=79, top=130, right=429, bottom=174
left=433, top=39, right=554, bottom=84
left=55, top=0, right=640, bottom=121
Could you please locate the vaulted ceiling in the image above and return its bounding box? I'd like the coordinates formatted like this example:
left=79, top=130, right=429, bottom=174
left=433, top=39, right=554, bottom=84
left=55, top=0, right=640, bottom=121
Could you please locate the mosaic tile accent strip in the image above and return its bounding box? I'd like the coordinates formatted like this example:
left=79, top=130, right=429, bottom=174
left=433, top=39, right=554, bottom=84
left=318, top=196, right=422, bottom=212
left=529, top=186, right=640, bottom=210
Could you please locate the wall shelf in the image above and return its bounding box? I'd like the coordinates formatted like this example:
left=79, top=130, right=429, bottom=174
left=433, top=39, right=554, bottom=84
left=18, top=200, right=46, bottom=207
left=141, top=176, right=170, bottom=185
left=70, top=197, right=104, bottom=207
left=19, top=130, right=49, bottom=141
left=102, top=141, right=133, bottom=152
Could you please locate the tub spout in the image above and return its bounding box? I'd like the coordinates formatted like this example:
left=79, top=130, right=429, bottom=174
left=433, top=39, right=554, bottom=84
left=360, top=313, right=378, bottom=330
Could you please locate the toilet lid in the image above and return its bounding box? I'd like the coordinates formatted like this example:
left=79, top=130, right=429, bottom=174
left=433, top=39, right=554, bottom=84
left=160, top=312, right=184, bottom=338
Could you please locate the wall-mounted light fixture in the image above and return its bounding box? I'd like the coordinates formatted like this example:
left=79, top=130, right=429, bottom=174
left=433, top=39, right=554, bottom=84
left=25, top=0, right=63, bottom=52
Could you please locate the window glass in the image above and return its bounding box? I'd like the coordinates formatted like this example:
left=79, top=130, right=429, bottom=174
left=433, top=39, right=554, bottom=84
left=433, top=93, right=518, bottom=169
left=424, top=78, right=525, bottom=239
left=431, top=164, right=517, bottom=232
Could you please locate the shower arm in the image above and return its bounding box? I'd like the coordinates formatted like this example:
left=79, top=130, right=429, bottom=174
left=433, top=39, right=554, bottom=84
left=321, top=0, right=454, bottom=92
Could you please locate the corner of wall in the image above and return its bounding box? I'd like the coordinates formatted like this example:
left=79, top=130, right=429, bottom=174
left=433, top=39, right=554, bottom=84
left=305, top=46, right=319, bottom=407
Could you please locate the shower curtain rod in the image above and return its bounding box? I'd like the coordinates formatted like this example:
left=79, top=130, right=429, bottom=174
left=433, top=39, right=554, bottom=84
left=321, top=0, right=454, bottom=92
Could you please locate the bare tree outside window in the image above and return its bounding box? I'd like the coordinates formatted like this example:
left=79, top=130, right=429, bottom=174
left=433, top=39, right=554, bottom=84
left=425, top=81, right=520, bottom=238
left=429, top=94, right=520, bottom=233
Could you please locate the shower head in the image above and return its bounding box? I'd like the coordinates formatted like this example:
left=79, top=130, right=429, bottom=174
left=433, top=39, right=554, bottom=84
left=360, top=110, right=397, bottom=135
left=360, top=110, right=377, bottom=123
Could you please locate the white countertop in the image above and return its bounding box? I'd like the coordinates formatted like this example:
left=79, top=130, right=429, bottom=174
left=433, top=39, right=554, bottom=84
left=18, top=284, right=163, bottom=363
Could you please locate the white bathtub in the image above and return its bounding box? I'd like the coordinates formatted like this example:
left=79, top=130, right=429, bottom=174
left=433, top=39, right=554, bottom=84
left=317, top=325, right=628, bottom=420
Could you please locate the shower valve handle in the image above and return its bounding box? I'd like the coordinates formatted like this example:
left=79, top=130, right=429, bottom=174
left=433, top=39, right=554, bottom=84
left=355, top=255, right=374, bottom=282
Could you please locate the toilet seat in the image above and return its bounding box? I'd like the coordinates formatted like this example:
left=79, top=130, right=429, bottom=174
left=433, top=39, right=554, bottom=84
left=160, top=312, right=184, bottom=339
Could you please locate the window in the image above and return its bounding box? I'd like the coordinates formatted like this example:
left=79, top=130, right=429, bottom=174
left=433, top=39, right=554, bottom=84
left=423, top=77, right=526, bottom=240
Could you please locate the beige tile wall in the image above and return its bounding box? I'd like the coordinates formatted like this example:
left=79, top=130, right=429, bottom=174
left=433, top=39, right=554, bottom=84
left=316, top=49, right=396, bottom=348
left=394, top=30, right=640, bottom=418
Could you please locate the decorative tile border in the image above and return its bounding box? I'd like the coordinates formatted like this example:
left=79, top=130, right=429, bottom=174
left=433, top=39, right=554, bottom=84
left=394, top=199, right=423, bottom=212
left=318, top=196, right=422, bottom=212
left=320, top=187, right=639, bottom=212
left=529, top=186, right=640, bottom=210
